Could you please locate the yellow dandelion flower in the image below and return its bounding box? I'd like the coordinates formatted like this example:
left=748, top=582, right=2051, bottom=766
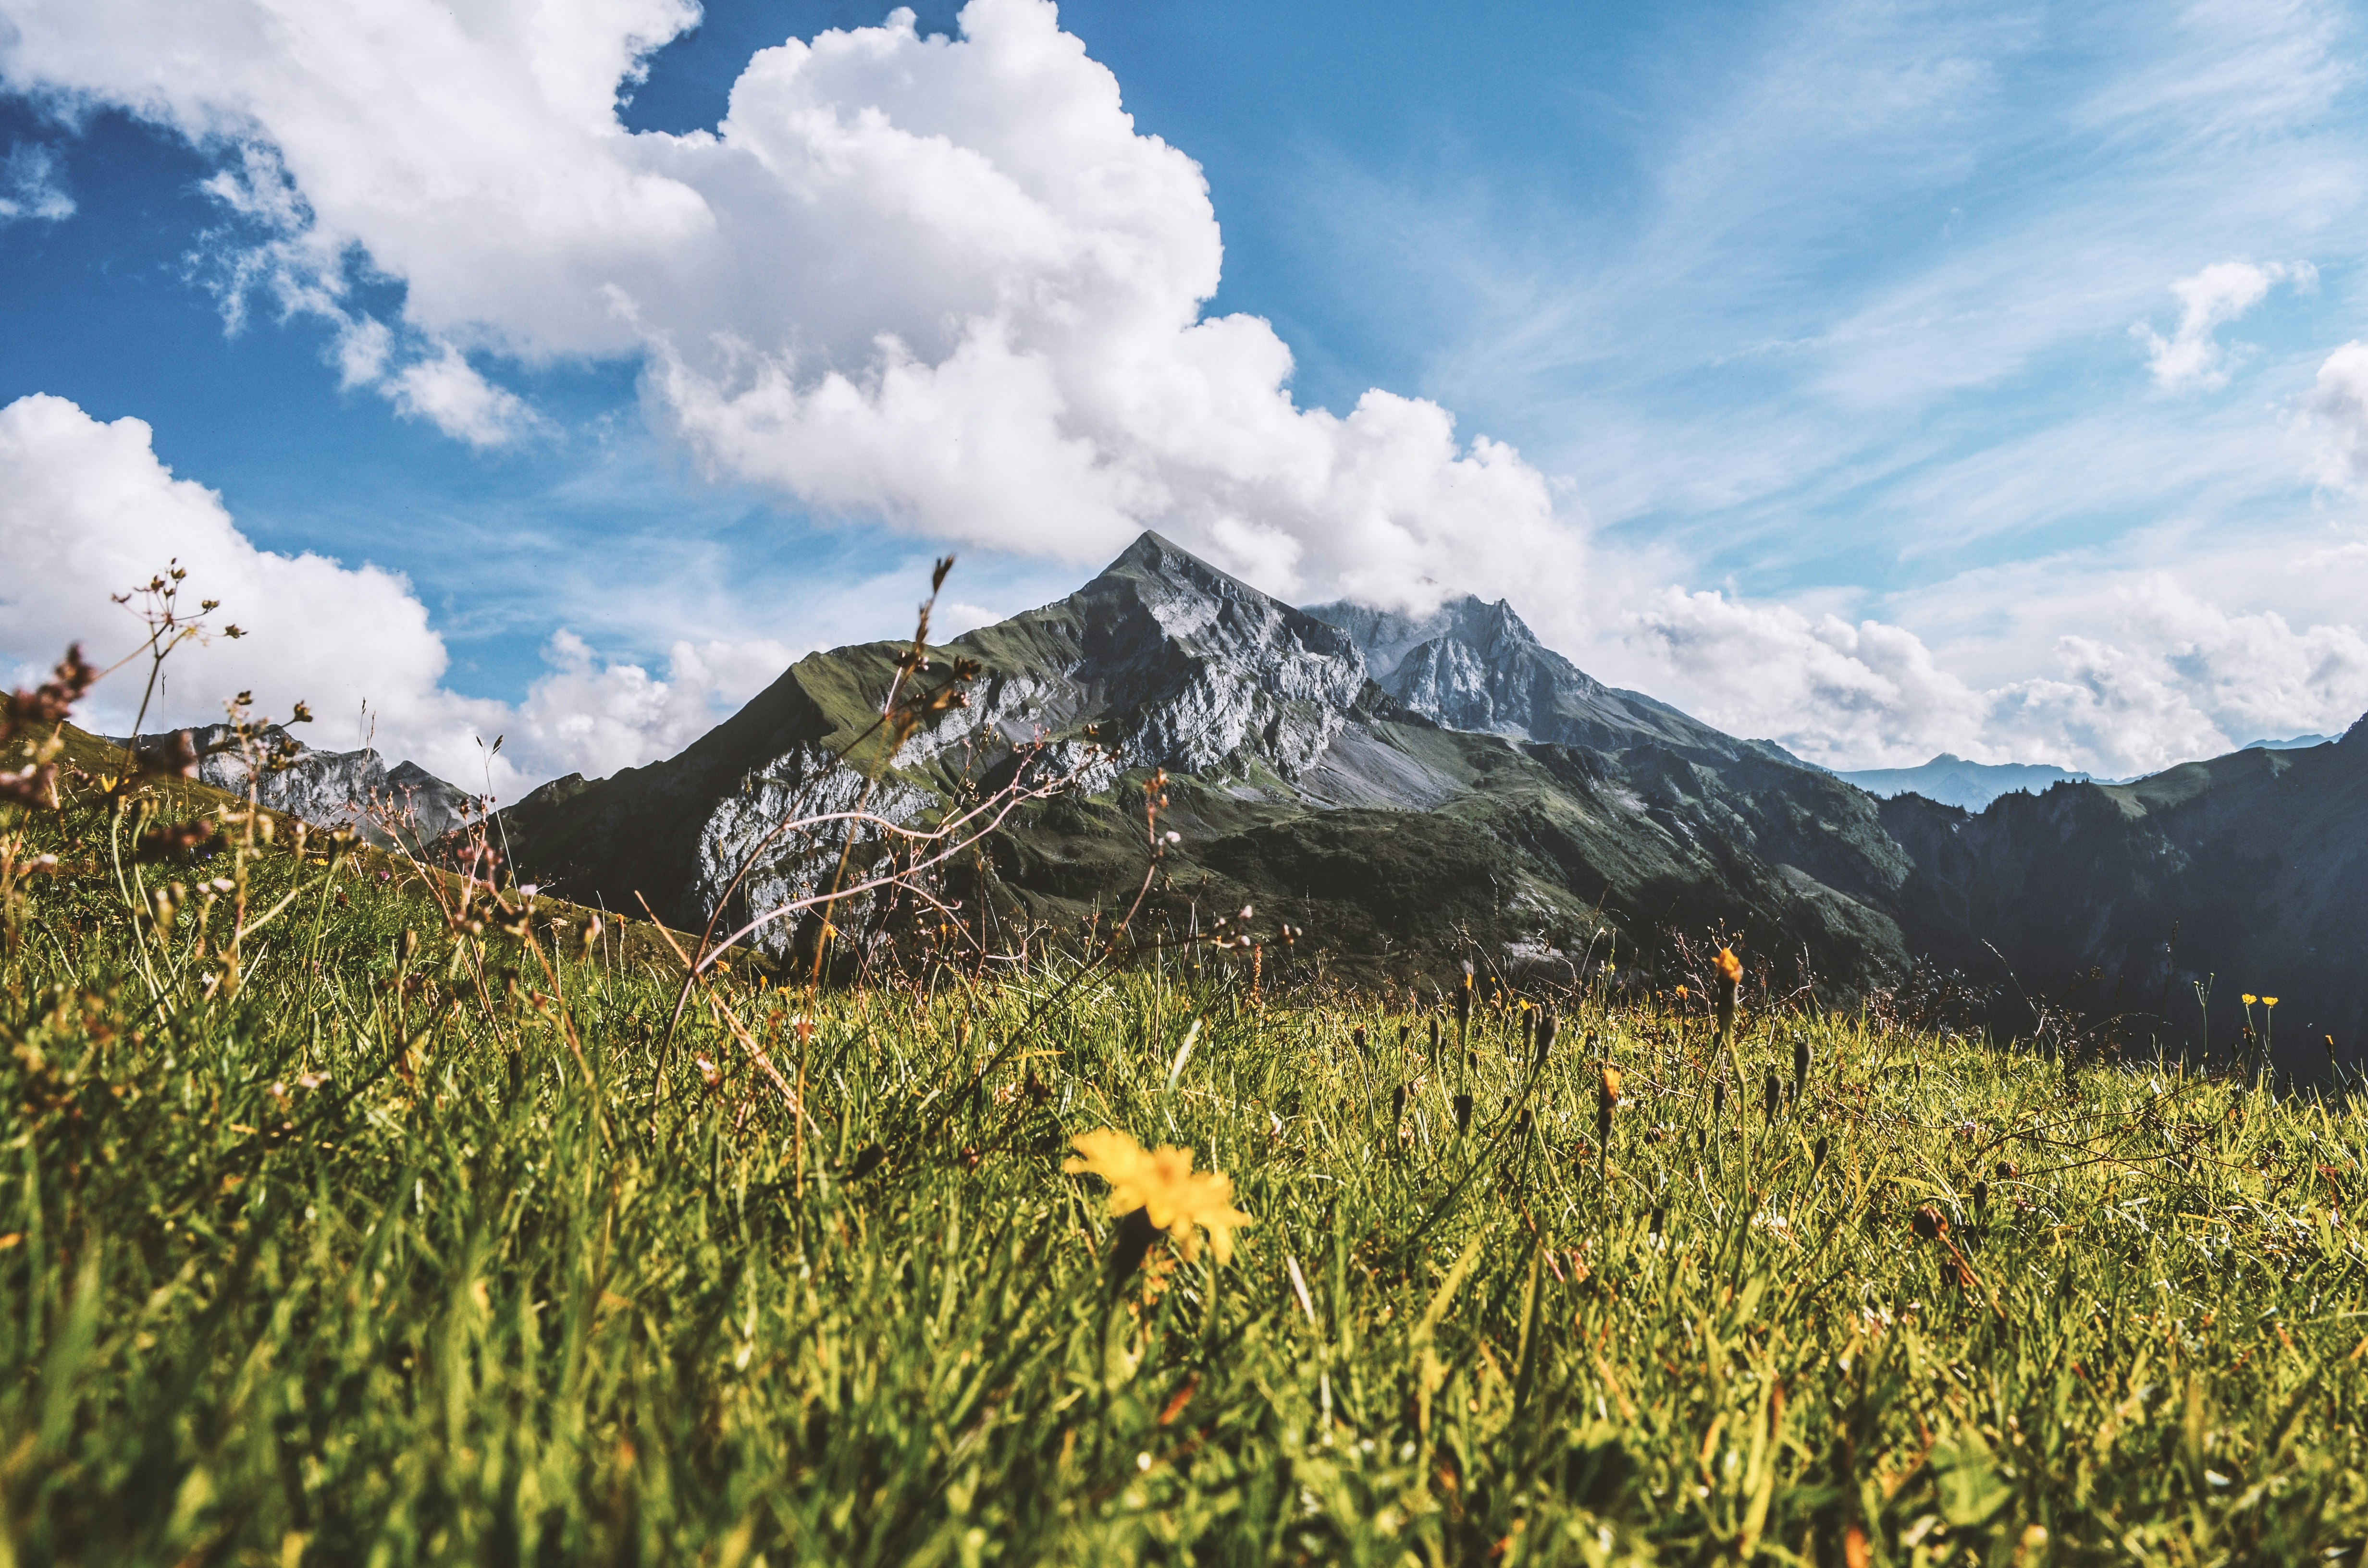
left=2264, top=996, right=2278, bottom=1007
left=1714, top=947, right=1744, bottom=988
left=1065, top=1128, right=1254, bottom=1265
left=1674, top=984, right=1689, bottom=1000
left=2243, top=993, right=2258, bottom=1006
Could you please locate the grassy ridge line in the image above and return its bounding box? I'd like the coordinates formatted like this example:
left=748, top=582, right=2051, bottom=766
left=17, top=721, right=706, bottom=973
left=0, top=800, right=2364, bottom=1563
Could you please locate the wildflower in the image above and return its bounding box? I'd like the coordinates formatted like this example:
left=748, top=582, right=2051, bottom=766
left=2264, top=996, right=2278, bottom=1007
left=2243, top=993, right=2258, bottom=1006
left=1066, top=1128, right=1252, bottom=1265
left=1713, top=946, right=1742, bottom=1043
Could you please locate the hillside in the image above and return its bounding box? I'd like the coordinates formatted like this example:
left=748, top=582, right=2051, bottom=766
left=1882, top=723, right=2368, bottom=1070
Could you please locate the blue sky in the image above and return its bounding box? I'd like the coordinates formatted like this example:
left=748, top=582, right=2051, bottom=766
left=1, top=0, right=2364, bottom=790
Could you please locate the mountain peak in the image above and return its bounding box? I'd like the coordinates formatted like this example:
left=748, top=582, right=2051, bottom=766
left=1304, top=593, right=1764, bottom=760
left=1297, top=594, right=1540, bottom=683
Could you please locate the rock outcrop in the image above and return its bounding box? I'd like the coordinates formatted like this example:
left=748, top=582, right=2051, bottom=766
left=123, top=724, right=478, bottom=851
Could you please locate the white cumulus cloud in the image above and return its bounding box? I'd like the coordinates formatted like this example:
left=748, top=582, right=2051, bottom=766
left=0, top=392, right=786, bottom=792
left=1625, top=573, right=2368, bottom=775
left=2133, top=259, right=2313, bottom=392
left=513, top=629, right=795, bottom=782
left=0, top=0, right=1575, bottom=611
left=2303, top=339, right=2368, bottom=490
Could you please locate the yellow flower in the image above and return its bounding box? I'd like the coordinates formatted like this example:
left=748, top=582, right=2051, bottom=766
left=2264, top=996, right=2278, bottom=1007
left=1674, top=985, right=1689, bottom=1000
left=1065, top=1128, right=1253, bottom=1265
left=2243, top=993, right=2258, bottom=1006
left=1714, top=947, right=1744, bottom=988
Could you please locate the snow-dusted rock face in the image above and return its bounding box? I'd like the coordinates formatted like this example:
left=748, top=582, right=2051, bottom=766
left=1304, top=594, right=1757, bottom=759
left=1043, top=533, right=1371, bottom=781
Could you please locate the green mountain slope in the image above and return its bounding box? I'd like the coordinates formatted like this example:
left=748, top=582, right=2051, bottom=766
left=1882, top=724, right=2368, bottom=1070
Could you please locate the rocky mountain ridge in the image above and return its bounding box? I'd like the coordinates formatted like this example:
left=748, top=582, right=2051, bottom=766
left=500, top=533, right=1921, bottom=994
left=1879, top=723, right=2368, bottom=1067
left=118, top=724, right=477, bottom=851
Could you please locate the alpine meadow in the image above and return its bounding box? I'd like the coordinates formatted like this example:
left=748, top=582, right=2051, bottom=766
left=6, top=0, right=2368, bottom=1563
left=2, top=584, right=2366, bottom=1566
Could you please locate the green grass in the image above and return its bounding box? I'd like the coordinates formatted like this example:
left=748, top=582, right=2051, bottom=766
left=2, top=799, right=2366, bottom=1566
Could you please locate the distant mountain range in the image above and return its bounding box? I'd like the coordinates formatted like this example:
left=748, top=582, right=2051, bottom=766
left=1840, top=735, right=2340, bottom=811
left=210, top=532, right=2366, bottom=1075
left=1836, top=755, right=2094, bottom=812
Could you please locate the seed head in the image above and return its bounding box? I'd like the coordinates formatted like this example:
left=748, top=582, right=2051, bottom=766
left=1712, top=947, right=1742, bottom=1041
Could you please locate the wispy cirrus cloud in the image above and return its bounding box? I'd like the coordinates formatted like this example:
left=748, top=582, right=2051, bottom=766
left=1277, top=0, right=2368, bottom=767
left=0, top=138, right=69, bottom=221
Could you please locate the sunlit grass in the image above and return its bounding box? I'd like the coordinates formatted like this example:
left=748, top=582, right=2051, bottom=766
left=1, top=804, right=2364, bottom=1565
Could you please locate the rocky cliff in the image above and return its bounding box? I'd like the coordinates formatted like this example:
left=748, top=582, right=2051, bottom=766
left=122, top=724, right=478, bottom=851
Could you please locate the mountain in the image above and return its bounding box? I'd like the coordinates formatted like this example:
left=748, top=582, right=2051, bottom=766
left=1837, top=754, right=2092, bottom=812
left=485, top=531, right=2368, bottom=1074
left=120, top=724, right=477, bottom=851
left=1881, top=726, right=2367, bottom=1073
left=501, top=534, right=1918, bottom=991
left=2243, top=732, right=2337, bottom=751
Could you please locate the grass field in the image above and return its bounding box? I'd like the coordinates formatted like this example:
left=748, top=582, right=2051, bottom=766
left=2, top=788, right=2365, bottom=1566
